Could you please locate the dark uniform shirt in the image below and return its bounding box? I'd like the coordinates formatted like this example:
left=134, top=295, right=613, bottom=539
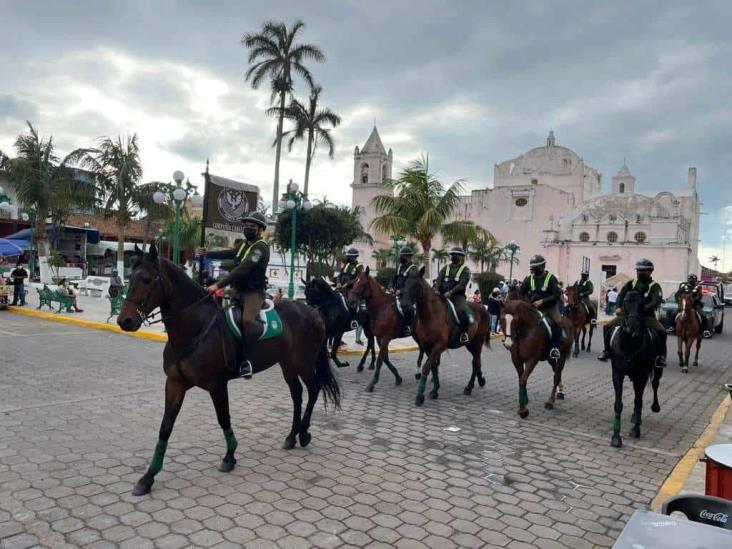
left=336, top=261, right=363, bottom=287
left=434, top=263, right=470, bottom=296
left=677, top=282, right=703, bottom=310
left=617, top=277, right=663, bottom=316
left=574, top=278, right=594, bottom=298
left=10, top=267, right=28, bottom=287
left=391, top=262, right=417, bottom=291
left=520, top=271, right=561, bottom=308
left=207, top=238, right=270, bottom=292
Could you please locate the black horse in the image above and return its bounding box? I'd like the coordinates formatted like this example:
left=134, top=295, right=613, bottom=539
left=117, top=245, right=340, bottom=495
left=608, top=290, right=663, bottom=448
left=304, top=277, right=376, bottom=371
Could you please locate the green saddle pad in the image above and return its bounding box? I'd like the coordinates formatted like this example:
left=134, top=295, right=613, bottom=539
left=445, top=299, right=474, bottom=326
left=224, top=300, right=283, bottom=342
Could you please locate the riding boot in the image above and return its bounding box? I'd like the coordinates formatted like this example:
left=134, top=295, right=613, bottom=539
left=656, top=331, right=667, bottom=368
left=238, top=345, right=254, bottom=379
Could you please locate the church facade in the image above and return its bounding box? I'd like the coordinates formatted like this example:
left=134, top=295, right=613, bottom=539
left=351, top=129, right=700, bottom=295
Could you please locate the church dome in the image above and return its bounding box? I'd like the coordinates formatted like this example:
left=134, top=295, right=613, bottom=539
left=518, top=132, right=582, bottom=175
left=574, top=193, right=670, bottom=221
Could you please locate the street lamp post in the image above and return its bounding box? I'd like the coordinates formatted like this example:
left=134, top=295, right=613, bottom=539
left=278, top=181, right=312, bottom=299
left=392, top=235, right=405, bottom=268
left=505, top=240, right=520, bottom=282
left=153, top=171, right=189, bottom=265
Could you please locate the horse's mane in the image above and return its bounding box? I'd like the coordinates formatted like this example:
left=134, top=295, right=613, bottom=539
left=158, top=258, right=205, bottom=299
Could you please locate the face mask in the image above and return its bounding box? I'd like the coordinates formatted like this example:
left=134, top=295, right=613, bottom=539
left=451, top=256, right=461, bottom=264
left=638, top=272, right=651, bottom=281
left=243, top=227, right=258, bottom=241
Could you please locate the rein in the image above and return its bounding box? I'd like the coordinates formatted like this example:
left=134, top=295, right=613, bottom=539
left=125, top=273, right=214, bottom=326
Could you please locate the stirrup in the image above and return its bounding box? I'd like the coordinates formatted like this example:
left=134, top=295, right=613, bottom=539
left=350, top=320, right=359, bottom=329
left=590, top=318, right=597, bottom=325
left=549, top=347, right=561, bottom=360
left=459, top=332, right=469, bottom=344
left=703, top=330, right=712, bottom=338
left=239, top=360, right=253, bottom=379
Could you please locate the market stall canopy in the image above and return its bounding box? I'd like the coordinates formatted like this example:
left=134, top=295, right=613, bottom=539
left=4, top=224, right=100, bottom=244
left=0, top=238, right=29, bottom=257
left=604, top=272, right=632, bottom=288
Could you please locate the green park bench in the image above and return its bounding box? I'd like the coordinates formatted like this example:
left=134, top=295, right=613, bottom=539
left=37, top=285, right=75, bottom=313
left=107, top=288, right=128, bottom=323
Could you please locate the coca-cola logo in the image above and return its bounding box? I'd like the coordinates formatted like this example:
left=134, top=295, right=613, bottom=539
left=699, top=509, right=728, bottom=523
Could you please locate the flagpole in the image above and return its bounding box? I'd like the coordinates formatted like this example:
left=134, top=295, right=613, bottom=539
left=198, top=159, right=210, bottom=286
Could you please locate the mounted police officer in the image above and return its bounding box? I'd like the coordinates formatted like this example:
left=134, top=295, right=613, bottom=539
left=597, top=258, right=667, bottom=366
left=434, top=247, right=471, bottom=343
left=336, top=248, right=363, bottom=288
left=677, top=273, right=708, bottom=335
left=391, top=247, right=417, bottom=335
left=519, top=255, right=563, bottom=359
left=572, top=269, right=597, bottom=324
left=197, top=211, right=270, bottom=379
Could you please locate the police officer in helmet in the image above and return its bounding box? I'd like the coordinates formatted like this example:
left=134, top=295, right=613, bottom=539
left=391, top=247, right=417, bottom=335
left=519, top=255, right=563, bottom=359
left=336, top=248, right=363, bottom=288
left=572, top=269, right=597, bottom=324
left=433, top=247, right=471, bottom=343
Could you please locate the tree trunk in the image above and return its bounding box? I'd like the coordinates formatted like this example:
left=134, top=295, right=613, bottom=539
left=36, top=215, right=51, bottom=284
left=272, top=91, right=287, bottom=214
left=303, top=128, right=314, bottom=197
left=117, top=219, right=126, bottom=284
left=422, top=240, right=432, bottom=279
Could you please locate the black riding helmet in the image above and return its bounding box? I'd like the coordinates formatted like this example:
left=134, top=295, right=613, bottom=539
left=399, top=247, right=414, bottom=257
left=687, top=273, right=698, bottom=284
left=635, top=258, right=654, bottom=272
left=448, top=247, right=465, bottom=256
left=345, top=248, right=359, bottom=258
left=242, top=211, right=268, bottom=229
left=529, top=254, right=546, bottom=274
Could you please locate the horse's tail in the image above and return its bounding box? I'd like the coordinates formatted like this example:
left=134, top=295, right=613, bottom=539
left=315, top=342, right=342, bottom=410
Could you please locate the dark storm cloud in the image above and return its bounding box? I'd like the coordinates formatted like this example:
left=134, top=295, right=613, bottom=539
left=0, top=94, right=39, bottom=125
left=1, top=0, right=731, bottom=255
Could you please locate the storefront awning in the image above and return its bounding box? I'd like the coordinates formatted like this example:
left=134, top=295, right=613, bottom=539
left=4, top=224, right=100, bottom=244
left=0, top=238, right=29, bottom=257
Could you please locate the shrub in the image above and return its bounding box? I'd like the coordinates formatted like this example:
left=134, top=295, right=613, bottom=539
left=473, top=272, right=505, bottom=303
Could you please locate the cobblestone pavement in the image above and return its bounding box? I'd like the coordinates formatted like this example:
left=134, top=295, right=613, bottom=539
left=1, top=314, right=731, bottom=548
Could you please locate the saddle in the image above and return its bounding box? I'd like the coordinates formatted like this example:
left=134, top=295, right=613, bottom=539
left=394, top=296, right=413, bottom=338
left=444, top=298, right=474, bottom=348
left=334, top=291, right=359, bottom=329
left=536, top=310, right=563, bottom=360
left=224, top=299, right=283, bottom=342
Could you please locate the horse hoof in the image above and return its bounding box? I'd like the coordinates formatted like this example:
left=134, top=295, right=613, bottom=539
left=395, top=377, right=403, bottom=386
left=693, top=362, right=699, bottom=368
left=415, top=394, right=425, bottom=406
left=356, top=365, right=364, bottom=372
left=478, top=376, right=486, bottom=387
left=682, top=367, right=689, bottom=374
left=299, top=432, right=312, bottom=448
left=611, top=435, right=623, bottom=448
left=132, top=481, right=152, bottom=496
left=282, top=436, right=297, bottom=450
left=544, top=402, right=554, bottom=410
left=651, top=403, right=660, bottom=413
left=556, top=392, right=565, bottom=400
left=366, top=384, right=375, bottom=393
left=415, top=373, right=421, bottom=380
left=429, top=390, right=439, bottom=400
left=629, top=427, right=640, bottom=439
left=518, top=409, right=529, bottom=419
left=368, top=364, right=375, bottom=370
left=463, top=387, right=472, bottom=396
left=218, top=458, right=236, bottom=473
left=336, top=362, right=349, bottom=369
left=573, top=352, right=579, bottom=358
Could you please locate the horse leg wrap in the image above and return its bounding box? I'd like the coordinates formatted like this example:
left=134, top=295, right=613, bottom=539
left=613, top=415, right=621, bottom=434
left=417, top=376, right=427, bottom=395
left=631, top=410, right=641, bottom=426
left=224, top=428, right=238, bottom=454
left=432, top=377, right=440, bottom=392
left=519, top=386, right=528, bottom=407
left=385, top=362, right=398, bottom=377
left=149, top=439, right=168, bottom=475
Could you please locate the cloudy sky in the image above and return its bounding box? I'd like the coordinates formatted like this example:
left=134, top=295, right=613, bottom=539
left=2, top=1, right=731, bottom=268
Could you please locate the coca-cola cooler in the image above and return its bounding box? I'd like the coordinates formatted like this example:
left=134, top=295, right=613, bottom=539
left=705, top=444, right=732, bottom=500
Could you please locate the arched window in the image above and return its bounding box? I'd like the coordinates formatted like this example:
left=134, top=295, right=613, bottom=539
left=382, top=163, right=388, bottom=182
left=634, top=232, right=647, bottom=243
left=607, top=231, right=618, bottom=243
left=360, top=163, right=369, bottom=184
left=619, top=183, right=625, bottom=193
left=579, top=232, right=590, bottom=242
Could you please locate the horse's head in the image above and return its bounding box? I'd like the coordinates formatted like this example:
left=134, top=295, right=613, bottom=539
left=621, top=290, right=645, bottom=337
left=347, top=268, right=372, bottom=307
left=677, top=291, right=693, bottom=320
left=118, top=243, right=168, bottom=332
left=304, top=277, right=329, bottom=306
left=399, top=265, right=427, bottom=312
left=566, top=286, right=580, bottom=307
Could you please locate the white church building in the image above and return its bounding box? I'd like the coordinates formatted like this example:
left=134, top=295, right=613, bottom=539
left=351, top=129, right=700, bottom=295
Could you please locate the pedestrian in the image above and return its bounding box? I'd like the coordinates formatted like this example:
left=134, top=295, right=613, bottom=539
left=488, top=288, right=502, bottom=334
left=108, top=269, right=124, bottom=297
left=10, top=262, right=28, bottom=306
left=472, top=289, right=482, bottom=304
left=606, top=286, right=619, bottom=315
left=58, top=279, right=83, bottom=313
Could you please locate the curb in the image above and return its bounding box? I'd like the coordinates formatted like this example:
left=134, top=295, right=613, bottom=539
left=650, top=392, right=732, bottom=511
left=7, top=306, right=167, bottom=343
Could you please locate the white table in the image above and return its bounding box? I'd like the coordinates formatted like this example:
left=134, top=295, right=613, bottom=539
left=613, top=509, right=732, bottom=548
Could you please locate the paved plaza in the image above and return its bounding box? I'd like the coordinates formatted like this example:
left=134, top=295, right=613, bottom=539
left=1, top=314, right=731, bottom=548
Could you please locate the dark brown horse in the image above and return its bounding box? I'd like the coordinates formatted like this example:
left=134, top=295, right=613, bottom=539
left=500, top=300, right=574, bottom=418
left=675, top=290, right=702, bottom=372
left=117, top=244, right=340, bottom=495
left=400, top=267, right=491, bottom=406
left=566, top=286, right=595, bottom=357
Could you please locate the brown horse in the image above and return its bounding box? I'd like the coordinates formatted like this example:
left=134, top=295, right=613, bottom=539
left=566, top=286, right=595, bottom=357
left=117, top=244, right=340, bottom=495
left=500, top=300, right=574, bottom=418
left=399, top=267, right=491, bottom=406
left=675, top=290, right=702, bottom=373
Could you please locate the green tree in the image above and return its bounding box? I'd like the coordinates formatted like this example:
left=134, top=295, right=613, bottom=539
left=163, top=215, right=201, bottom=265
left=6, top=122, right=94, bottom=282
left=271, top=85, right=340, bottom=197
left=431, top=248, right=449, bottom=273
left=443, top=220, right=494, bottom=251
left=242, top=20, right=325, bottom=213
left=77, top=135, right=143, bottom=278
left=371, top=157, right=464, bottom=278
left=372, top=248, right=392, bottom=270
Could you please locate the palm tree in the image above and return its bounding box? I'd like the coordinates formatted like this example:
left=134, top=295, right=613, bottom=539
left=372, top=248, right=392, bottom=271
left=432, top=248, right=449, bottom=273
left=6, top=122, right=93, bottom=282
left=443, top=220, right=495, bottom=252
left=710, top=255, right=721, bottom=270
left=163, top=215, right=201, bottom=266
left=271, top=86, right=340, bottom=197
left=371, top=157, right=464, bottom=278
left=242, top=20, right=325, bottom=213
left=77, top=135, right=143, bottom=278
left=136, top=182, right=174, bottom=249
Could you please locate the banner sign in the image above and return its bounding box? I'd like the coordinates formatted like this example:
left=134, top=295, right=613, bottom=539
left=203, top=173, right=259, bottom=233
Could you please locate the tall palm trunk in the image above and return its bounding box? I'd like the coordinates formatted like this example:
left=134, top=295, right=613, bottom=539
left=117, top=219, right=126, bottom=282
left=273, top=91, right=286, bottom=213
left=303, top=128, right=314, bottom=196
left=422, top=240, right=432, bottom=279
left=36, top=216, right=51, bottom=283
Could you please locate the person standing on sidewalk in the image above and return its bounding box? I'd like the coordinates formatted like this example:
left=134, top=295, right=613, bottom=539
left=10, top=262, right=28, bottom=306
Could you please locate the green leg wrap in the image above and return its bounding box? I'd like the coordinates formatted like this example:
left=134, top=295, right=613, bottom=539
left=518, top=386, right=528, bottom=407
left=613, top=415, right=621, bottom=433
left=385, top=361, right=399, bottom=377
left=417, top=376, right=427, bottom=395
left=432, top=376, right=440, bottom=392
left=149, top=439, right=168, bottom=475
left=371, top=367, right=381, bottom=385
left=224, top=428, right=238, bottom=454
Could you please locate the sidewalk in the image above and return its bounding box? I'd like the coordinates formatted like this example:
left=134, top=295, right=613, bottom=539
left=6, top=285, right=418, bottom=354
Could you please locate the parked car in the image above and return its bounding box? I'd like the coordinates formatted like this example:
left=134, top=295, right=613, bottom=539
left=659, top=292, right=725, bottom=337
left=724, top=292, right=732, bottom=307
